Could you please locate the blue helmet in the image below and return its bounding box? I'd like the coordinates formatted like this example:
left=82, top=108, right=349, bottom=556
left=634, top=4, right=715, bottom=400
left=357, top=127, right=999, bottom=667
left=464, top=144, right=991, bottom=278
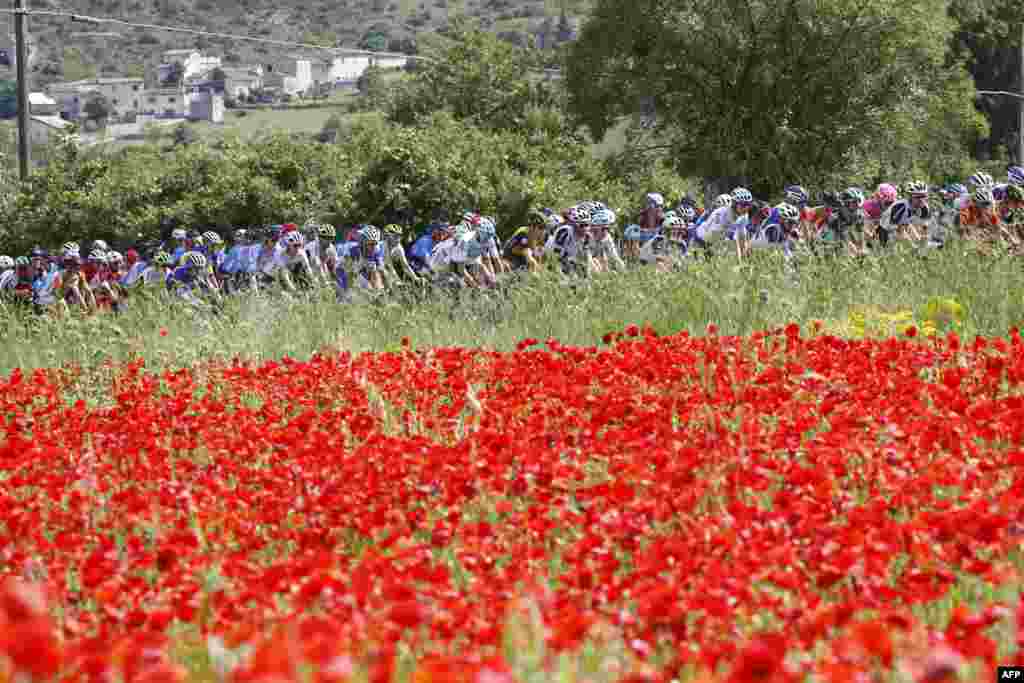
left=1008, top=166, right=1024, bottom=185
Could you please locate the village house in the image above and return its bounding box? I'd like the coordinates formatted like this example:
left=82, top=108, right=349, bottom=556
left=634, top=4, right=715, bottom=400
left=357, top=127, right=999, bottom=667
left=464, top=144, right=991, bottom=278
left=262, top=57, right=313, bottom=95
left=140, top=86, right=189, bottom=117
left=309, top=51, right=408, bottom=90
left=157, top=49, right=222, bottom=84
left=218, top=66, right=264, bottom=98
left=47, top=77, right=145, bottom=120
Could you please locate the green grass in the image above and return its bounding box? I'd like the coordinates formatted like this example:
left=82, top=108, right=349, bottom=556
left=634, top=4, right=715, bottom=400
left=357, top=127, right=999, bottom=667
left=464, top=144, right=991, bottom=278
left=1, top=243, right=1020, bottom=376
left=195, top=104, right=359, bottom=138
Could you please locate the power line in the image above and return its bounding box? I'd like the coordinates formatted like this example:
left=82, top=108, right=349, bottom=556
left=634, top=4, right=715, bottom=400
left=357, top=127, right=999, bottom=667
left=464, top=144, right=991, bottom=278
left=0, top=7, right=437, bottom=63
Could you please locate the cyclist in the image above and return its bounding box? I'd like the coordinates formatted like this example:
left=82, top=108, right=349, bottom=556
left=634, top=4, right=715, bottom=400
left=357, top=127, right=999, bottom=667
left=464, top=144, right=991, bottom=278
left=880, top=181, right=932, bottom=246
left=819, top=189, right=865, bottom=255
left=1001, top=184, right=1024, bottom=246
left=10, top=257, right=34, bottom=310
left=862, top=183, right=899, bottom=247
left=589, top=208, right=626, bottom=272
left=347, top=226, right=386, bottom=292
left=935, top=184, right=965, bottom=242
left=380, top=223, right=421, bottom=285
left=0, top=255, right=14, bottom=306
left=86, top=250, right=120, bottom=312
left=167, top=251, right=216, bottom=307
left=408, top=222, right=452, bottom=278
left=748, top=202, right=801, bottom=258
left=165, top=229, right=190, bottom=264
left=503, top=210, right=548, bottom=272
left=58, top=249, right=94, bottom=312
left=547, top=205, right=594, bottom=276
left=639, top=213, right=687, bottom=268
left=276, top=230, right=316, bottom=291
left=221, top=229, right=258, bottom=293
left=695, top=188, right=753, bottom=260
left=959, top=185, right=1003, bottom=245
left=146, top=251, right=176, bottom=289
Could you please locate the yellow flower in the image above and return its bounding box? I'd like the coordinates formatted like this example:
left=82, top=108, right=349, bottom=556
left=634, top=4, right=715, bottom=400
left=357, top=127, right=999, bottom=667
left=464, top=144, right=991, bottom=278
left=923, top=297, right=965, bottom=329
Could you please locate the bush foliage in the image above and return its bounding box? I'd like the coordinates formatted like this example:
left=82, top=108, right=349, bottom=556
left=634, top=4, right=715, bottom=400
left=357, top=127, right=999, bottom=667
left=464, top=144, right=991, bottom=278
left=0, top=111, right=685, bottom=251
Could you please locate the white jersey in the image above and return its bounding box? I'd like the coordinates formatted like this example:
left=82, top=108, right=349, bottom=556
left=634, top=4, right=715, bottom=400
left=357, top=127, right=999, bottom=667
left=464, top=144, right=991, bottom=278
left=697, top=206, right=749, bottom=243
left=0, top=269, right=15, bottom=291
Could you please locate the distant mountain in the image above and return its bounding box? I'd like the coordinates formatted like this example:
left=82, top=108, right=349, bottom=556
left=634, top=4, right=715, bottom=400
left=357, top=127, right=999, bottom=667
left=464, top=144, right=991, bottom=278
left=2, top=0, right=586, bottom=88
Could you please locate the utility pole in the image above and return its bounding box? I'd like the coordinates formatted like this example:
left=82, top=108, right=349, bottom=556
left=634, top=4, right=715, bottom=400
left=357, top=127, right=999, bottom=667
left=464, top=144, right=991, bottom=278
left=1019, top=21, right=1023, bottom=164
left=14, top=0, right=30, bottom=180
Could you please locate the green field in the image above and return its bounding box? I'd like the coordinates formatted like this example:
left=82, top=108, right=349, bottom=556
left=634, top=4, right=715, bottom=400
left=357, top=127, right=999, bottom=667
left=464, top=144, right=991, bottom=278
left=0, top=244, right=1015, bottom=376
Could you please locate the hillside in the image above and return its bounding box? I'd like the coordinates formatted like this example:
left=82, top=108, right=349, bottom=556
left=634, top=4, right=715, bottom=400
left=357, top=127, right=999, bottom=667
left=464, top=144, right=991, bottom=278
left=3, top=0, right=586, bottom=88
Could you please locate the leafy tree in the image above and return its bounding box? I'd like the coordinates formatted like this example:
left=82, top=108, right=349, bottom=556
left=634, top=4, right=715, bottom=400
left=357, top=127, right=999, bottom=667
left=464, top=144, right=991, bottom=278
left=564, top=0, right=982, bottom=197
left=390, top=21, right=557, bottom=132
left=947, top=0, right=1024, bottom=160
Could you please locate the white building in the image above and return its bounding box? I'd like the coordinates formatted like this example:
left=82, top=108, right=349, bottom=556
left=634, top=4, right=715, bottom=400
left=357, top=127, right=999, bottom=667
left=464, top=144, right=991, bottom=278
left=47, top=78, right=145, bottom=120
left=220, top=67, right=264, bottom=98
left=29, top=92, right=59, bottom=116
left=141, top=86, right=189, bottom=117
left=157, top=49, right=222, bottom=84
left=188, top=91, right=224, bottom=123
left=263, top=58, right=313, bottom=95
left=314, top=52, right=408, bottom=85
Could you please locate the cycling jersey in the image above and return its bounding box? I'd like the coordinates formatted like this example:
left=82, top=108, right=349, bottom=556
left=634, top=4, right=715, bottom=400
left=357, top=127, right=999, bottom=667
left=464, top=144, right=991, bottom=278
left=545, top=225, right=587, bottom=273
left=861, top=199, right=886, bottom=223
left=696, top=206, right=749, bottom=244
left=408, top=234, right=436, bottom=273
left=32, top=268, right=62, bottom=307
left=120, top=261, right=150, bottom=288
left=960, top=204, right=1001, bottom=229
left=800, top=206, right=831, bottom=231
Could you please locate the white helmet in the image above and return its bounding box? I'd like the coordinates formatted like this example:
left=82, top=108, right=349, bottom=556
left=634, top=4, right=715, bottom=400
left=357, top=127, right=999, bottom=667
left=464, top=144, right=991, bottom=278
left=106, top=251, right=125, bottom=266
left=714, top=194, right=734, bottom=209
left=171, top=229, right=187, bottom=240
left=645, top=192, right=665, bottom=208
left=731, top=187, right=753, bottom=204
left=0, top=255, right=13, bottom=270
left=283, top=231, right=304, bottom=246
left=775, top=203, right=800, bottom=223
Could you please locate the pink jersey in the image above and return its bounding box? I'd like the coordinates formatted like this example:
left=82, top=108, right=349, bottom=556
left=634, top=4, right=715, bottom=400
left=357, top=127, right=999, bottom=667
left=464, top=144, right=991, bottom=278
left=861, top=199, right=884, bottom=221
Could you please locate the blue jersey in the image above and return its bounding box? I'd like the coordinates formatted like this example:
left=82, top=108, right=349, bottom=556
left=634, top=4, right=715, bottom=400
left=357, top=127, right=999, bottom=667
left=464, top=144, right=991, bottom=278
left=408, top=235, right=434, bottom=269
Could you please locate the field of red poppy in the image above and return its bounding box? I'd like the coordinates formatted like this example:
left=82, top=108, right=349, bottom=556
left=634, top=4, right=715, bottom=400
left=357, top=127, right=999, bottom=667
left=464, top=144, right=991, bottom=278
left=1, top=323, right=1024, bottom=683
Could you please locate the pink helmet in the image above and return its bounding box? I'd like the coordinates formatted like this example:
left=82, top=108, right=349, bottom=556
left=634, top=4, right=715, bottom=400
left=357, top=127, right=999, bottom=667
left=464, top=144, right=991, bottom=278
left=876, top=183, right=898, bottom=203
